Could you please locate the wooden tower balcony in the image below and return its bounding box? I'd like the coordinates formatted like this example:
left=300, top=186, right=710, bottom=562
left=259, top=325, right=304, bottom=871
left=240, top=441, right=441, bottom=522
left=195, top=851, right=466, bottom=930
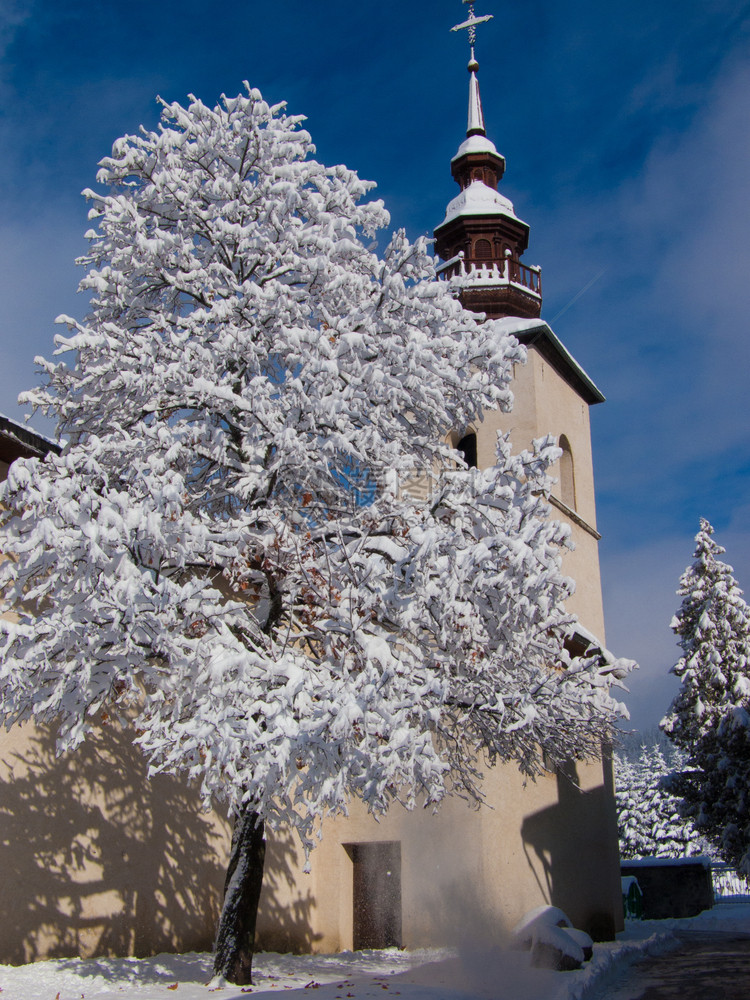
left=435, top=251, right=542, bottom=320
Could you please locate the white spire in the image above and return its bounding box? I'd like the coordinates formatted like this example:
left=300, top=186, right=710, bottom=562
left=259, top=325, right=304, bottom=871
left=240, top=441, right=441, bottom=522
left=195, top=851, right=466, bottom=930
left=467, top=48, right=485, bottom=135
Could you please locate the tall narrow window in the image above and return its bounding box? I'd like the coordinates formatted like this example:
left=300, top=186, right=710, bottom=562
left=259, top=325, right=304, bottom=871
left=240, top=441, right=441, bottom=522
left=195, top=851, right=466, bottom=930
left=457, top=432, right=478, bottom=469
left=474, top=238, right=492, bottom=260
left=559, top=435, right=576, bottom=510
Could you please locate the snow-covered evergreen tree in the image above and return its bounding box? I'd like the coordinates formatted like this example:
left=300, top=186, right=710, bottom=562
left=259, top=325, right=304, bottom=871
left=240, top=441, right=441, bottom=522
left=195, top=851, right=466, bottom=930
left=615, top=742, right=707, bottom=859
left=661, top=519, right=750, bottom=872
left=0, top=88, right=632, bottom=983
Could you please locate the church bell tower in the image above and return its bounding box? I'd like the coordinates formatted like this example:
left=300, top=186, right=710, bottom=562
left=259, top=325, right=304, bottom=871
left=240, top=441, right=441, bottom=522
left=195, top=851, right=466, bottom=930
left=434, top=9, right=542, bottom=320
left=436, top=1, right=608, bottom=643
left=431, top=5, right=624, bottom=940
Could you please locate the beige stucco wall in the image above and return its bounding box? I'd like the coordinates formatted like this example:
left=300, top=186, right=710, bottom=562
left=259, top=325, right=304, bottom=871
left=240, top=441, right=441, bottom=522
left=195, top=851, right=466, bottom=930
left=0, top=718, right=231, bottom=965
left=476, top=348, right=606, bottom=639
left=1, top=453, right=232, bottom=965
left=256, top=751, right=622, bottom=953
left=0, top=447, right=231, bottom=965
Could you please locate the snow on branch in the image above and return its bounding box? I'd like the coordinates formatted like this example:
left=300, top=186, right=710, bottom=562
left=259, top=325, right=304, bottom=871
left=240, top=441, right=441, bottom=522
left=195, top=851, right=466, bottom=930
left=0, top=86, right=633, bottom=851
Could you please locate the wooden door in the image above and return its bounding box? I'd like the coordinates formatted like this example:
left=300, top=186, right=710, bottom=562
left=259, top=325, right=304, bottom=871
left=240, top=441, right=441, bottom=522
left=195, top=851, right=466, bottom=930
left=348, top=841, right=402, bottom=950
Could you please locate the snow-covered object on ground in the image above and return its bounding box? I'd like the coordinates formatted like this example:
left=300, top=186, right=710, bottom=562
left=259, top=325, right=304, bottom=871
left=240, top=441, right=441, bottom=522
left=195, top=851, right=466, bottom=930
left=661, top=519, right=750, bottom=871
left=511, top=905, right=591, bottom=969
left=530, top=923, right=585, bottom=971
left=561, top=927, right=594, bottom=961
left=511, top=904, right=572, bottom=948
left=614, top=742, right=710, bottom=859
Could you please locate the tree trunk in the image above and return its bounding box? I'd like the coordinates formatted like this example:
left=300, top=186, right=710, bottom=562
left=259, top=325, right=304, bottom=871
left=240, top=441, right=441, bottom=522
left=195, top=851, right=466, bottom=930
left=212, top=806, right=266, bottom=985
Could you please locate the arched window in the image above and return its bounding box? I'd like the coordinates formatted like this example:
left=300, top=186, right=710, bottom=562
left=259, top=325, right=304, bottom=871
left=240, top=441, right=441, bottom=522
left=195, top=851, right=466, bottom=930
left=474, top=239, right=492, bottom=260
left=457, top=432, right=478, bottom=469
left=558, top=435, right=576, bottom=510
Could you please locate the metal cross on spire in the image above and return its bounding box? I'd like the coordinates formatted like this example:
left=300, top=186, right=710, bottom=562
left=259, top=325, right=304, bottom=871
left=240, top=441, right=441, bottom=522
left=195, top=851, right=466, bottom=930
left=450, top=1, right=494, bottom=54
left=451, top=1, right=494, bottom=138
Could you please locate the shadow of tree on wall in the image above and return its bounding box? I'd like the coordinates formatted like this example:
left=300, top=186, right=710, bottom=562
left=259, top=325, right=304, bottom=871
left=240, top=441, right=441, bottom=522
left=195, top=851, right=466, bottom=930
left=520, top=760, right=619, bottom=941
left=0, top=722, right=231, bottom=965
left=256, top=826, right=321, bottom=955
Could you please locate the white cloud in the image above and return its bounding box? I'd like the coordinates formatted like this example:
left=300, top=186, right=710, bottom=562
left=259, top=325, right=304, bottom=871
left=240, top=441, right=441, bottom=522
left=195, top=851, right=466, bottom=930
left=600, top=535, right=685, bottom=731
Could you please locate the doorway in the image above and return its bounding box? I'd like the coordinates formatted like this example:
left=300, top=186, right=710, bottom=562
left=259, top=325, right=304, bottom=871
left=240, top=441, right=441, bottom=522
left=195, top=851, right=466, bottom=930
left=345, top=841, right=402, bottom=950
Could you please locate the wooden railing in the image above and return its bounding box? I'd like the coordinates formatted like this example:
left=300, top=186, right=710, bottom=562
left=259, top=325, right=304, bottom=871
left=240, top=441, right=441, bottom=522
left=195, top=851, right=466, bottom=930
left=507, top=259, right=542, bottom=294
left=435, top=253, right=542, bottom=297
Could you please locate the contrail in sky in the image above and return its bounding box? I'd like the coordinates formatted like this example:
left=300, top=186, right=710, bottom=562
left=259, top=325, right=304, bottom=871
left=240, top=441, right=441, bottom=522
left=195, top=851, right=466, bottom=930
left=550, top=268, right=607, bottom=324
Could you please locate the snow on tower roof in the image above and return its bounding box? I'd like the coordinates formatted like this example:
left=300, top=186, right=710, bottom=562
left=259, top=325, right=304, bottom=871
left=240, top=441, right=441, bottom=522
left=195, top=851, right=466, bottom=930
left=451, top=133, right=500, bottom=162
left=440, top=179, right=519, bottom=227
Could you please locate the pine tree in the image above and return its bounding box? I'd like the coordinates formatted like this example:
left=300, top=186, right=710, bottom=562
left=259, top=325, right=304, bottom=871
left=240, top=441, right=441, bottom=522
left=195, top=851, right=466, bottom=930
left=615, top=742, right=707, bottom=859
left=661, top=519, right=750, bottom=872
left=0, top=88, right=633, bottom=983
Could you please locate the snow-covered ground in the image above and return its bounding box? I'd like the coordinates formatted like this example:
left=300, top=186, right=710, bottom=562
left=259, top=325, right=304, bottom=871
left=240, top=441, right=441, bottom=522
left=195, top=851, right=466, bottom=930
left=3, top=905, right=750, bottom=1000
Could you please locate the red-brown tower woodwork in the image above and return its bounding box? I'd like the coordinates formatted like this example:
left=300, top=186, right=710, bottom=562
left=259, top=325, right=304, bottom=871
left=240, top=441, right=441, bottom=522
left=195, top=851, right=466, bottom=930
left=434, top=51, right=542, bottom=319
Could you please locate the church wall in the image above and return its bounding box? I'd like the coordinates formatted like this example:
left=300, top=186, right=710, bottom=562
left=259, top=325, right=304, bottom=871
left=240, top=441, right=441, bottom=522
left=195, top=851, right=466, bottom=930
left=474, top=347, right=605, bottom=638
left=0, top=719, right=230, bottom=965
left=1, top=445, right=232, bottom=966
left=255, top=752, right=623, bottom=954
left=524, top=351, right=606, bottom=639
left=0, top=719, right=623, bottom=964
left=449, top=338, right=623, bottom=941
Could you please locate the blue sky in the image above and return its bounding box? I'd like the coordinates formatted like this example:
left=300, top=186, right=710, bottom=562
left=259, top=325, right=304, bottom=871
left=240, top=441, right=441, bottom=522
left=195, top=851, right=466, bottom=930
left=1, top=0, right=749, bottom=733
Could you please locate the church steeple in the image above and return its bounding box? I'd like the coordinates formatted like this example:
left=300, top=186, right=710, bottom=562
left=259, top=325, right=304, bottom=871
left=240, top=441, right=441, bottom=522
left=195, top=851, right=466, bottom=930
left=435, top=3, right=542, bottom=320
left=450, top=49, right=505, bottom=193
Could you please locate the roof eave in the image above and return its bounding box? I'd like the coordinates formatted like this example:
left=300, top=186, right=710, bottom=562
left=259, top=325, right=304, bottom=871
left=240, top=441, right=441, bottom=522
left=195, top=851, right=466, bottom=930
left=513, top=321, right=605, bottom=405
left=0, top=413, right=62, bottom=464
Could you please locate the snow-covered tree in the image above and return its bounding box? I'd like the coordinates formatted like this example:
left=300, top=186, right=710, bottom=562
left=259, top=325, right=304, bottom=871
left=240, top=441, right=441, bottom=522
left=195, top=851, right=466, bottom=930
left=0, top=87, right=632, bottom=983
left=615, top=742, right=707, bottom=859
left=661, top=519, right=750, bottom=871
